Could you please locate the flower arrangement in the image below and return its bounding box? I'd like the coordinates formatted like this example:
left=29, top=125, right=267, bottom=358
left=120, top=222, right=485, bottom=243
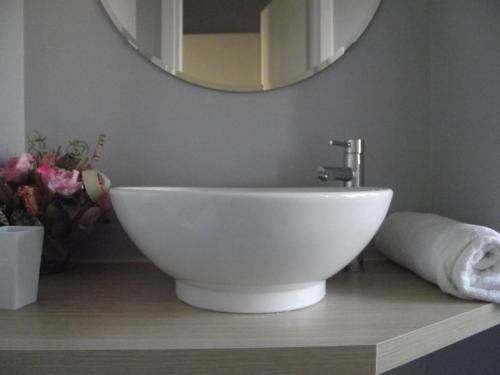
left=0, top=131, right=111, bottom=273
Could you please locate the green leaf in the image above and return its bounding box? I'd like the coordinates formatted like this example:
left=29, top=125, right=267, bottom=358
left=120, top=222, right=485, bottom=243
left=44, top=202, right=70, bottom=240
left=0, top=180, right=15, bottom=208
left=0, top=210, right=9, bottom=226
left=60, top=192, right=86, bottom=221
left=10, top=209, right=40, bottom=226
left=26, top=130, right=47, bottom=156
left=56, top=140, right=90, bottom=169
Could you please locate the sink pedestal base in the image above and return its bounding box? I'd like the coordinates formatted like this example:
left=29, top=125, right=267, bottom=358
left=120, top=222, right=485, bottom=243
left=176, top=281, right=326, bottom=314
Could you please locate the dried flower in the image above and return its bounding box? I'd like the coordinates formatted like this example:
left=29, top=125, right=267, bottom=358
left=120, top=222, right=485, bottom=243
left=0, top=153, right=34, bottom=184
left=71, top=206, right=102, bottom=240
left=90, top=134, right=106, bottom=166
left=1, top=131, right=111, bottom=267
left=40, top=152, right=58, bottom=168
left=38, top=166, right=82, bottom=196
left=17, top=186, right=40, bottom=216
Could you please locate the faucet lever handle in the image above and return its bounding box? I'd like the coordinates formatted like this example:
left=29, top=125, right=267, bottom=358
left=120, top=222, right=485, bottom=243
left=329, top=139, right=364, bottom=154
left=329, top=139, right=351, bottom=148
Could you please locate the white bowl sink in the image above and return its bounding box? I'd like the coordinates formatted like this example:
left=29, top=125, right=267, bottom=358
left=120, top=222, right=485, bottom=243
left=111, top=187, right=392, bottom=313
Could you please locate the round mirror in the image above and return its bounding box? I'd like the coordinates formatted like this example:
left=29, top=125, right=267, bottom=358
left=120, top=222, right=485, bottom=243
left=101, top=0, right=381, bottom=92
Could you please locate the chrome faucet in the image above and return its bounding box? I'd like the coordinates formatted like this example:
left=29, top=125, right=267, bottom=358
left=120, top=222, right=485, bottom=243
left=317, top=139, right=364, bottom=187
left=318, top=138, right=365, bottom=271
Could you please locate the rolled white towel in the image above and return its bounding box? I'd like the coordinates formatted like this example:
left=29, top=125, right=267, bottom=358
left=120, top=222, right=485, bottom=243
left=374, top=212, right=500, bottom=303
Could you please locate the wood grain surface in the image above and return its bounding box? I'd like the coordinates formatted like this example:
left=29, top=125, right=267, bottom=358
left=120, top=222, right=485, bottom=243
left=0, top=261, right=498, bottom=374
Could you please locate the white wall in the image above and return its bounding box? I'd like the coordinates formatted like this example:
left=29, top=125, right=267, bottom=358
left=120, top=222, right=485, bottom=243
left=0, top=0, right=25, bottom=162
left=161, top=0, right=183, bottom=72
left=182, top=34, right=261, bottom=91
left=430, top=0, right=500, bottom=231
left=261, top=0, right=309, bottom=89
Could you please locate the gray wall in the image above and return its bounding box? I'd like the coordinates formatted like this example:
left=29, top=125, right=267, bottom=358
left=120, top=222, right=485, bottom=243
left=0, top=0, right=25, bottom=162
left=18, top=1, right=500, bottom=372
left=430, top=0, right=500, bottom=232
left=24, top=0, right=432, bottom=260
left=385, top=3, right=500, bottom=373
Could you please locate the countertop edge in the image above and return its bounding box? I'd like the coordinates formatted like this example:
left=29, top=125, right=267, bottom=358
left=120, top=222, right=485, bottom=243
left=375, top=303, right=500, bottom=374
left=0, top=346, right=377, bottom=375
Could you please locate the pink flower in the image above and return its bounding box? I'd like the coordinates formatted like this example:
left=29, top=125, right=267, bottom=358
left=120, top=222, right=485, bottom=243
left=37, top=166, right=82, bottom=196
left=0, top=153, right=35, bottom=183
left=37, top=164, right=50, bottom=185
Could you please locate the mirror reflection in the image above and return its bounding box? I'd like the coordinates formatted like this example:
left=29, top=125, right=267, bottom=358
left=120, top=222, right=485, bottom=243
left=102, top=0, right=381, bottom=92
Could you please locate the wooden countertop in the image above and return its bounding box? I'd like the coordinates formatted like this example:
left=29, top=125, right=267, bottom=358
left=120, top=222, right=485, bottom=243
left=0, top=261, right=498, bottom=374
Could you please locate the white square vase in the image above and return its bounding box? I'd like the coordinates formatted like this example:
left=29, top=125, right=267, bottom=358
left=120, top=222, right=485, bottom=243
left=0, top=226, right=44, bottom=310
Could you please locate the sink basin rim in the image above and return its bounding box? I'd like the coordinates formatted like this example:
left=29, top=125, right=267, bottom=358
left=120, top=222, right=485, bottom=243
left=111, top=186, right=392, bottom=196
